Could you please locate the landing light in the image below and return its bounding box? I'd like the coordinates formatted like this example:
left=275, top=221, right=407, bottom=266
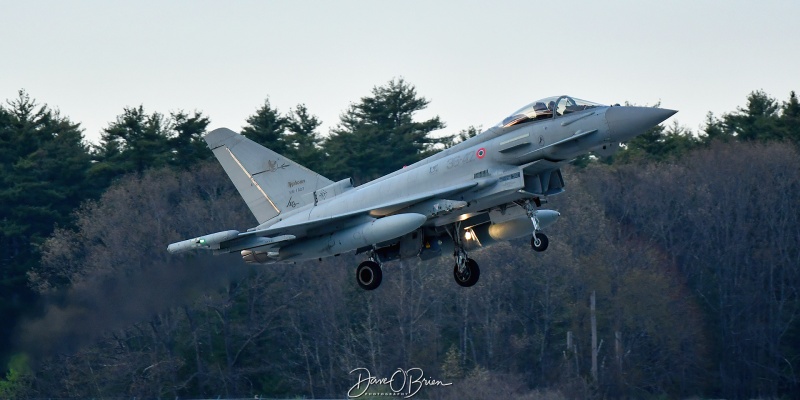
left=464, top=231, right=473, bottom=241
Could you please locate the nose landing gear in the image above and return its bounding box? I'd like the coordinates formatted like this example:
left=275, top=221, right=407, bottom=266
left=531, top=232, right=549, bottom=252
left=525, top=200, right=550, bottom=252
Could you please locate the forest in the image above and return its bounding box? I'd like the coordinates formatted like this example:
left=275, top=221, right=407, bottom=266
left=0, top=79, right=799, bottom=399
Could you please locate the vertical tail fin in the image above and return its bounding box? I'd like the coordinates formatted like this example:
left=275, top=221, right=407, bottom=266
left=204, top=128, right=332, bottom=224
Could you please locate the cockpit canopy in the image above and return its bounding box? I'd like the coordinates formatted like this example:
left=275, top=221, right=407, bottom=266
left=499, top=95, right=604, bottom=128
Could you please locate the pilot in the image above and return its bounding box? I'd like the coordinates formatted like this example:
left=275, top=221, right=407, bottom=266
left=534, top=101, right=553, bottom=119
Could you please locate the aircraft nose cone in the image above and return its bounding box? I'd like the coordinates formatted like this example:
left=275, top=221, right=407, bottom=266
left=606, top=106, right=677, bottom=142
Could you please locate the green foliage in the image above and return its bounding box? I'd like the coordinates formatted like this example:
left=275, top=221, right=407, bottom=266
left=700, top=111, right=731, bottom=142
left=443, top=125, right=482, bottom=149
left=696, top=89, right=800, bottom=146
left=0, top=353, right=33, bottom=398
left=90, top=106, right=212, bottom=188
left=698, top=90, right=800, bottom=146
left=240, top=100, right=325, bottom=173
left=570, top=154, right=592, bottom=168
left=441, top=344, right=464, bottom=379
left=608, top=90, right=799, bottom=166
left=613, top=120, right=700, bottom=163
left=90, top=105, right=172, bottom=186
left=0, top=91, right=92, bottom=236
left=101, top=105, right=171, bottom=168
left=723, top=90, right=782, bottom=141
left=284, top=103, right=324, bottom=172
left=241, top=98, right=289, bottom=155
left=2, top=84, right=800, bottom=399
left=0, top=90, right=93, bottom=364
left=323, top=78, right=446, bottom=182
left=169, top=110, right=212, bottom=169
left=780, top=90, right=800, bottom=143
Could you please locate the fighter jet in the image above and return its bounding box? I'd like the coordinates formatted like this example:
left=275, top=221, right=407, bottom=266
left=168, top=95, right=676, bottom=290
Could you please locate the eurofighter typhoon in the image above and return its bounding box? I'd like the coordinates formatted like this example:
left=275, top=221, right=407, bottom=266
left=168, top=95, right=676, bottom=290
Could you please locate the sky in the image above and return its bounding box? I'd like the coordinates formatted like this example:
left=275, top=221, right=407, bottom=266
left=1, top=0, right=798, bottom=144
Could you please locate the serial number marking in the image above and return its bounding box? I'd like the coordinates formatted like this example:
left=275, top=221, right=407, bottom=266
left=447, top=153, right=476, bottom=169
left=498, top=172, right=520, bottom=182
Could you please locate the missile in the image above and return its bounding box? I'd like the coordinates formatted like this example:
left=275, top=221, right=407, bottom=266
left=214, top=234, right=296, bottom=255
left=278, top=213, right=427, bottom=261
left=167, top=229, right=240, bottom=254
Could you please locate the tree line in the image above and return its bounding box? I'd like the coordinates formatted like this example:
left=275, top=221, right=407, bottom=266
left=0, top=80, right=798, bottom=398
left=0, top=78, right=447, bottom=373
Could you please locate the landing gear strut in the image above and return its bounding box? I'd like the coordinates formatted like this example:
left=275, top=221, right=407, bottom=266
left=525, top=200, right=549, bottom=252
left=450, top=224, right=480, bottom=287
left=356, top=252, right=382, bottom=290
left=453, top=250, right=480, bottom=287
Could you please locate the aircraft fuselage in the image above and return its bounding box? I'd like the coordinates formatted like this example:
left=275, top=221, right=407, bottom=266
left=262, top=102, right=672, bottom=261
left=169, top=95, right=676, bottom=290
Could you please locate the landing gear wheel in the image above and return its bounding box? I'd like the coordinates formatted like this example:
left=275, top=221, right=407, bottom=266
left=531, top=232, right=549, bottom=252
left=453, top=258, right=480, bottom=287
left=356, top=261, right=382, bottom=290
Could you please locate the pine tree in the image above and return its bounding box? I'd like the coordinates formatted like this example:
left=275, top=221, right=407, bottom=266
left=169, top=110, right=211, bottom=169
left=241, top=98, right=289, bottom=154
left=701, top=111, right=731, bottom=143
left=723, top=90, right=782, bottom=141
left=284, top=104, right=324, bottom=171
left=614, top=119, right=699, bottom=163
left=323, top=78, right=446, bottom=182
left=444, top=125, right=481, bottom=148
left=0, top=90, right=92, bottom=364
left=441, top=344, right=464, bottom=379
left=90, top=105, right=172, bottom=188
left=780, top=91, right=800, bottom=143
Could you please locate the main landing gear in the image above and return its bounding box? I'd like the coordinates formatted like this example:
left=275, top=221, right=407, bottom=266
left=451, top=223, right=480, bottom=287
left=356, top=252, right=382, bottom=291
left=525, top=200, right=549, bottom=252
left=453, top=248, right=480, bottom=287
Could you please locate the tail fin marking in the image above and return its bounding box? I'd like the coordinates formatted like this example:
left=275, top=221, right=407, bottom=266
left=205, top=128, right=334, bottom=224
left=224, top=146, right=281, bottom=214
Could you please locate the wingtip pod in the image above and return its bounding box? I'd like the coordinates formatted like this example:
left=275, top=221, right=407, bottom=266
left=167, top=230, right=240, bottom=254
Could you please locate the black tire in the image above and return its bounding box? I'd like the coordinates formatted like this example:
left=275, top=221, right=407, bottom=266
left=531, top=232, right=549, bottom=252
left=356, top=261, right=382, bottom=290
left=453, top=258, right=480, bottom=287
